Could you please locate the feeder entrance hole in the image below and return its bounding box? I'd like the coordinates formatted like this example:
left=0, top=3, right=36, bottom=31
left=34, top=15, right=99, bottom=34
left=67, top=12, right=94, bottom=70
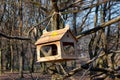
left=40, top=44, right=58, bottom=57
left=63, top=42, right=75, bottom=56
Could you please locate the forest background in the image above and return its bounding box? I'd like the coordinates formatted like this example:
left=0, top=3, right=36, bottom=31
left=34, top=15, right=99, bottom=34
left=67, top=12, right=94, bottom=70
left=0, top=0, right=120, bottom=80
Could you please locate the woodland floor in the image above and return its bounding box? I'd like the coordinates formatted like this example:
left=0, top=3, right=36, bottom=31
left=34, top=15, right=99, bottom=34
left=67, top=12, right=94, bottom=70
left=2, top=58, right=117, bottom=80
left=0, top=58, right=90, bottom=80
left=0, top=72, right=90, bottom=80
left=0, top=72, right=51, bottom=80
left=1, top=72, right=119, bottom=80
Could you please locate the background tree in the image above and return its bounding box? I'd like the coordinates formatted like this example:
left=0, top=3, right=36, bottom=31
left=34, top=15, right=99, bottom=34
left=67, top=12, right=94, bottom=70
left=0, top=0, right=120, bottom=80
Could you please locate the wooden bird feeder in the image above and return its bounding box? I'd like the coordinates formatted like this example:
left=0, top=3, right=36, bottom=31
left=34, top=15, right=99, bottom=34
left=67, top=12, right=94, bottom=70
left=35, top=25, right=78, bottom=62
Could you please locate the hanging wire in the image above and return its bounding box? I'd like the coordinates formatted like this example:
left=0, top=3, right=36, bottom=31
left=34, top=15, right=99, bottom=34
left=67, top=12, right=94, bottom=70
left=58, top=12, right=66, bottom=23
left=45, top=12, right=56, bottom=30
left=45, top=12, right=66, bottom=30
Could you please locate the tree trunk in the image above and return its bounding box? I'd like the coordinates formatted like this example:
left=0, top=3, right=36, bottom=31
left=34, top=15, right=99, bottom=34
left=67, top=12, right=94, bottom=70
left=10, top=44, right=14, bottom=72
left=18, top=0, right=24, bottom=78
left=89, top=4, right=99, bottom=79
left=51, top=0, right=64, bottom=31
left=73, top=13, right=77, bottom=36
left=29, top=47, right=36, bottom=73
left=0, top=48, right=2, bottom=74
left=51, top=0, right=59, bottom=31
left=50, top=0, right=65, bottom=79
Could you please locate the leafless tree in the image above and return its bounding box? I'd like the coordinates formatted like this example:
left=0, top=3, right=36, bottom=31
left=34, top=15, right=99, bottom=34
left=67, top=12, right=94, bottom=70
left=0, top=0, right=120, bottom=80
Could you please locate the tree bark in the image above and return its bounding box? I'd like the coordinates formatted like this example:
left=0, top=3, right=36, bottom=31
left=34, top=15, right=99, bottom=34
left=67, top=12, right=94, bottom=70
left=73, top=13, right=77, bottom=35
left=10, top=44, right=14, bottom=72
left=51, top=0, right=59, bottom=31
left=0, top=48, right=2, bottom=74
left=18, top=0, right=24, bottom=78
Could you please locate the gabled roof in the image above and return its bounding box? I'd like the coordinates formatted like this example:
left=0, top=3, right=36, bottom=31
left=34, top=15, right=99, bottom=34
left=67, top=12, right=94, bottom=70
left=35, top=25, right=77, bottom=45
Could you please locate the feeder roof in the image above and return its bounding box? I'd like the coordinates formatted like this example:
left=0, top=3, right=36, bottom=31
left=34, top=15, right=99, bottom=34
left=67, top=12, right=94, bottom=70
left=35, top=25, right=77, bottom=45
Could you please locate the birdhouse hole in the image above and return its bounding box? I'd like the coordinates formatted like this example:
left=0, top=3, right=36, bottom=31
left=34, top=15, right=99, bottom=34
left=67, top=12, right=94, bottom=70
left=40, top=44, right=58, bottom=57
left=63, top=42, right=75, bottom=56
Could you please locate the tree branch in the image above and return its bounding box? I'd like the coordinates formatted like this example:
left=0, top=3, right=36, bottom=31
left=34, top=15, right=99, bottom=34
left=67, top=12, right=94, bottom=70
left=0, top=32, right=30, bottom=40
left=60, top=0, right=82, bottom=12
left=76, top=16, right=120, bottom=39
left=60, top=0, right=110, bottom=14
left=63, top=66, right=83, bottom=79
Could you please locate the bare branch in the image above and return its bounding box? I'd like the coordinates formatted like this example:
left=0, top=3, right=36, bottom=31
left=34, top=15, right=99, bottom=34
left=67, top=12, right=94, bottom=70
left=77, top=16, right=120, bottom=39
left=0, top=32, right=30, bottom=40
left=61, top=0, right=110, bottom=14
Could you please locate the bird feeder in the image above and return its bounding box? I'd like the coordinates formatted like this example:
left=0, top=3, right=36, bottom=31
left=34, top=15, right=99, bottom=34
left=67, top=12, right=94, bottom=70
left=35, top=25, right=78, bottom=62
